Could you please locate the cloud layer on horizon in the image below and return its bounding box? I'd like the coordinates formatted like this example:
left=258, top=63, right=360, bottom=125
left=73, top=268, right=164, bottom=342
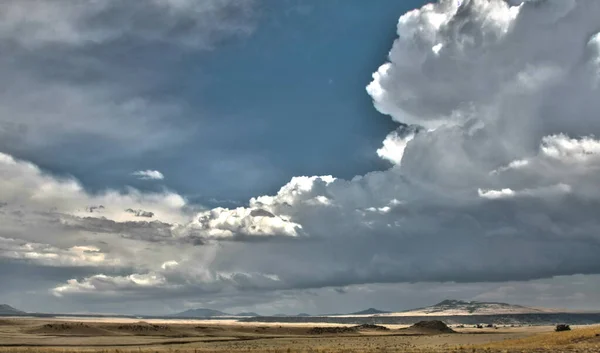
left=2, top=0, right=600, bottom=313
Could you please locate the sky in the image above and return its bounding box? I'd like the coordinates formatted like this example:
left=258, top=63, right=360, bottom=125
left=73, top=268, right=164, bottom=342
left=2, top=0, right=600, bottom=316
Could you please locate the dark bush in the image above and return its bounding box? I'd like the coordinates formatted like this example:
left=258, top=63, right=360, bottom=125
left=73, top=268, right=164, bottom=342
left=555, top=324, right=571, bottom=332
left=354, top=324, right=390, bottom=331
left=308, top=326, right=358, bottom=334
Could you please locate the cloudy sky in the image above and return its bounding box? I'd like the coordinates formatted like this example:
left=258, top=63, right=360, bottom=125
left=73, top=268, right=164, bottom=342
left=2, top=0, right=600, bottom=316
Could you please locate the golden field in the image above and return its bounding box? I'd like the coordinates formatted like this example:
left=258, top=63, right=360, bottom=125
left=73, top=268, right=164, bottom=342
left=0, top=317, right=598, bottom=352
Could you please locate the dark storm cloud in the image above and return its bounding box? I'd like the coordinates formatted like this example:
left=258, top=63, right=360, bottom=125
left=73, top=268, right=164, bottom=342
left=0, top=0, right=257, bottom=157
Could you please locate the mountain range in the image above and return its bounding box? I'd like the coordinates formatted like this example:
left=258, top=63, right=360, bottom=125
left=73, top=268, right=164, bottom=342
left=0, top=300, right=576, bottom=319
left=171, top=300, right=557, bottom=318
left=171, top=307, right=392, bottom=318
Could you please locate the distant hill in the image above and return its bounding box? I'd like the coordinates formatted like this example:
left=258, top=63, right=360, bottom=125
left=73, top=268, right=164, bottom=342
left=259, top=313, right=312, bottom=317
left=0, top=304, right=25, bottom=315
left=326, top=308, right=390, bottom=316
left=348, top=308, right=389, bottom=315
left=235, top=312, right=260, bottom=317
left=171, top=309, right=264, bottom=318
left=172, top=300, right=554, bottom=319
left=319, top=300, right=558, bottom=318
left=392, top=299, right=556, bottom=316
left=171, top=308, right=231, bottom=318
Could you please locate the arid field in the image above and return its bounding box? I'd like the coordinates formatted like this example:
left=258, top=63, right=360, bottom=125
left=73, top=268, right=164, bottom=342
left=0, top=317, right=599, bottom=352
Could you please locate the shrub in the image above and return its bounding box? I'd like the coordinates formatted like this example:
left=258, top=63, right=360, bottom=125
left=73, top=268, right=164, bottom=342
left=555, top=324, right=571, bottom=332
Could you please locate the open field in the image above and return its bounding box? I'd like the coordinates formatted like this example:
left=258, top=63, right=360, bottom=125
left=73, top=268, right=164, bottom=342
left=0, top=317, right=598, bottom=352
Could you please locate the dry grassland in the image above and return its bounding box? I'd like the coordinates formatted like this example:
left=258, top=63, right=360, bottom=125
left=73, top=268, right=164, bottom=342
left=0, top=317, right=597, bottom=353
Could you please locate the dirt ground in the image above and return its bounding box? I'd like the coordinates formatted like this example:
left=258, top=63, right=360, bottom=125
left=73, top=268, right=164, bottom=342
left=0, top=317, right=598, bottom=352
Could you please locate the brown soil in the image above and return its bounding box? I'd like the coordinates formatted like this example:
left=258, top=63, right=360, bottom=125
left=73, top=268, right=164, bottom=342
left=355, top=324, right=390, bottom=331
left=100, top=321, right=195, bottom=337
left=194, top=325, right=225, bottom=331
left=307, top=326, right=358, bottom=334
left=115, top=322, right=171, bottom=332
left=307, top=324, right=389, bottom=334
left=2, top=317, right=598, bottom=353
left=27, top=322, right=115, bottom=336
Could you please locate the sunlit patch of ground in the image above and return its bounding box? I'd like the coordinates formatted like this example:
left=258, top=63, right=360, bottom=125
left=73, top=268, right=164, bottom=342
left=0, top=317, right=598, bottom=352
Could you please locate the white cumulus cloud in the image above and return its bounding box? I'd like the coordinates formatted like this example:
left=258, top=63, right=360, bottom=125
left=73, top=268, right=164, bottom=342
left=132, top=170, right=165, bottom=180
left=4, top=0, right=600, bottom=310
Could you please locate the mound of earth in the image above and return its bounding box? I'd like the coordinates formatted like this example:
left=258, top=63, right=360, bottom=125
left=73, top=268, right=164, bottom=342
left=116, top=321, right=172, bottom=333
left=105, top=322, right=195, bottom=338
left=355, top=324, right=390, bottom=331
left=195, top=325, right=225, bottom=331
left=409, top=320, right=455, bottom=333
left=308, top=324, right=391, bottom=335
left=308, top=326, right=358, bottom=334
left=28, top=322, right=113, bottom=336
